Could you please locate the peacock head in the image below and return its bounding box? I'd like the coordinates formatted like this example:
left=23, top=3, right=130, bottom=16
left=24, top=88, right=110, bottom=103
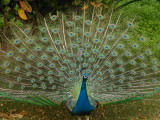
left=83, top=73, right=90, bottom=80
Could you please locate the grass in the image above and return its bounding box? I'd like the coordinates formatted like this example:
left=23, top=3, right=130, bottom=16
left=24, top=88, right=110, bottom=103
left=0, top=93, right=160, bottom=120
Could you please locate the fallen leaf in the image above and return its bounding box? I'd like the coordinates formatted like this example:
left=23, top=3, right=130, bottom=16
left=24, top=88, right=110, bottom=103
left=0, top=104, right=4, bottom=106
left=9, top=113, right=23, bottom=119
left=139, top=116, right=146, bottom=119
left=20, top=0, right=32, bottom=12
left=18, top=8, right=28, bottom=20
left=81, top=4, right=89, bottom=10
left=10, top=109, right=16, bottom=114
left=90, top=2, right=103, bottom=7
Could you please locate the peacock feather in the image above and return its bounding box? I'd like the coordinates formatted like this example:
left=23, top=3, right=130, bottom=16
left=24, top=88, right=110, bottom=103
left=0, top=4, right=160, bottom=119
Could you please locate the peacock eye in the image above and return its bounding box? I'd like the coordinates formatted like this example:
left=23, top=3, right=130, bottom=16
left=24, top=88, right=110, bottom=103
left=83, top=76, right=89, bottom=79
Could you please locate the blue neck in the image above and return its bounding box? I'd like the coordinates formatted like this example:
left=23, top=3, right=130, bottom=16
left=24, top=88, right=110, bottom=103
left=72, top=78, right=94, bottom=115
left=81, top=78, right=87, bottom=90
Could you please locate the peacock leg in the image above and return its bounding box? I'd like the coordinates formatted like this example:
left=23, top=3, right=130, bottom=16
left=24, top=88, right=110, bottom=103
left=78, top=116, right=81, bottom=120
left=85, top=116, right=89, bottom=120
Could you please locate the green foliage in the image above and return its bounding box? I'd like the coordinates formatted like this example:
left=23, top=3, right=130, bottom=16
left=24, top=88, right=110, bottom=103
left=1, top=0, right=10, bottom=5
left=119, top=0, right=160, bottom=58
left=0, top=16, right=4, bottom=28
left=0, top=0, right=147, bottom=28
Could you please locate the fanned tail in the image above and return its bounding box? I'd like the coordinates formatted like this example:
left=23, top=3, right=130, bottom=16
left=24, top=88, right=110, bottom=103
left=0, top=6, right=159, bottom=106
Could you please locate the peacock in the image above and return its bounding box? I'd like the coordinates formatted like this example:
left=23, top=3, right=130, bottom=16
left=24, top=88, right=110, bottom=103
left=0, top=3, right=160, bottom=120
